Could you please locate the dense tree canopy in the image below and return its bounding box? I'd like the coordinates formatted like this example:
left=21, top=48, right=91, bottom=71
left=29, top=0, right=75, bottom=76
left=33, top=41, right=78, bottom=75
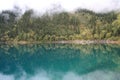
left=0, top=8, right=120, bottom=42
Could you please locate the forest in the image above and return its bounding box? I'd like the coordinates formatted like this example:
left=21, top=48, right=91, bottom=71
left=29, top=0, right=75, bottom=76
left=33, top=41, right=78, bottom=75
left=0, top=8, right=120, bottom=42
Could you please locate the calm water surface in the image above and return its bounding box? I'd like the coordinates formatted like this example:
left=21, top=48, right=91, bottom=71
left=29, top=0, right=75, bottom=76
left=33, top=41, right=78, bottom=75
left=0, top=44, right=120, bottom=80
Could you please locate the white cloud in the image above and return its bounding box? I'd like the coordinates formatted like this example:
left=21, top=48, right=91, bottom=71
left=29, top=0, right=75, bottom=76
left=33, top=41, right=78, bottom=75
left=0, top=73, right=14, bottom=80
left=0, top=0, right=120, bottom=12
left=63, top=70, right=120, bottom=80
left=0, top=70, right=120, bottom=80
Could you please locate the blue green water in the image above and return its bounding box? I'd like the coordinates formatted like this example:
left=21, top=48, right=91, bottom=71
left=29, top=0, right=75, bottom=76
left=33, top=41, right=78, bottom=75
left=0, top=44, right=120, bottom=80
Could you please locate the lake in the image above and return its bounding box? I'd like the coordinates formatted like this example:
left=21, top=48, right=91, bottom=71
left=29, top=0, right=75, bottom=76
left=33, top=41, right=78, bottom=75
left=0, top=43, right=120, bottom=80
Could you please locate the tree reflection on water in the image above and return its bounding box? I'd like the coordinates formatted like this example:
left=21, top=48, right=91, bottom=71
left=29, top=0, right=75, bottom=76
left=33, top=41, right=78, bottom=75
left=0, top=44, right=120, bottom=80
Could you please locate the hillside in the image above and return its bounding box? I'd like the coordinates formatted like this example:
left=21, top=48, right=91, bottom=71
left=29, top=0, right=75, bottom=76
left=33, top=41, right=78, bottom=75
left=0, top=9, right=120, bottom=42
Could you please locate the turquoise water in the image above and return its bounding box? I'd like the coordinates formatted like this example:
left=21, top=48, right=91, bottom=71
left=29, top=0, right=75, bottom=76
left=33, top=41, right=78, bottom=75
left=0, top=44, right=120, bottom=80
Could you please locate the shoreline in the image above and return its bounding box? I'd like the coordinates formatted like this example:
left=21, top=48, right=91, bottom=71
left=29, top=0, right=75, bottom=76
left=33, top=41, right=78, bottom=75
left=0, top=40, right=120, bottom=45
left=50, top=40, right=120, bottom=44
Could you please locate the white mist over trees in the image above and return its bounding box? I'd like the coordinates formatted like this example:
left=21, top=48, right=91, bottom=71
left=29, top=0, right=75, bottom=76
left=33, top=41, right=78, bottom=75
left=0, top=0, right=120, bottom=13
